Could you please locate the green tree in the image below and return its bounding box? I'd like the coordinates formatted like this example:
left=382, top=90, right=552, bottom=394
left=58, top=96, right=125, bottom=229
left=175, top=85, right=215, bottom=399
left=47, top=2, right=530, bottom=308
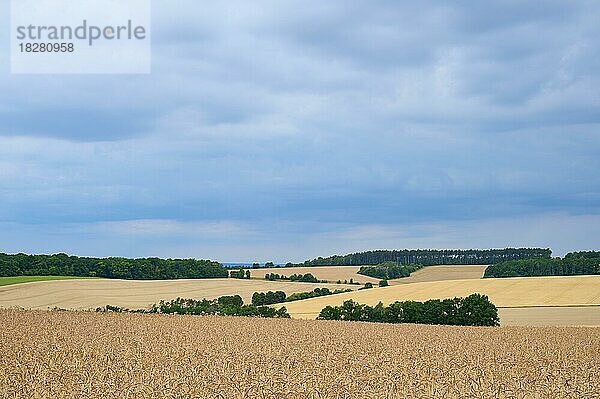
left=457, top=294, right=499, bottom=326
left=317, top=305, right=342, bottom=320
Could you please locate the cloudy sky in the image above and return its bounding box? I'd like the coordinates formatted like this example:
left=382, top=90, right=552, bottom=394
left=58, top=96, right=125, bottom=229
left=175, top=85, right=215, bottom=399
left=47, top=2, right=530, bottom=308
left=1, top=1, right=599, bottom=262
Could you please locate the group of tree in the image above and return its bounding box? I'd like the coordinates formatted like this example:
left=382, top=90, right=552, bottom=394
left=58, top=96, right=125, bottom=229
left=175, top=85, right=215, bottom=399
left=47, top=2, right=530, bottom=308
left=317, top=294, right=499, bottom=326
left=252, top=287, right=353, bottom=305
left=358, top=262, right=424, bottom=280
left=264, top=272, right=324, bottom=283
left=334, top=278, right=361, bottom=285
left=564, top=251, right=600, bottom=260
left=247, top=261, right=293, bottom=269
left=0, top=253, right=227, bottom=280
left=293, top=248, right=552, bottom=267
left=252, top=290, right=287, bottom=306
left=98, top=295, right=290, bottom=318
left=286, top=287, right=353, bottom=301
left=229, top=268, right=251, bottom=279
left=484, top=252, right=600, bottom=278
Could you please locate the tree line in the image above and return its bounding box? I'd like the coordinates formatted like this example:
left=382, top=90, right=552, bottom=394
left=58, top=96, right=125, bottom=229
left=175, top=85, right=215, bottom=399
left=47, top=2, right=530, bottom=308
left=251, top=287, right=353, bottom=306
left=317, top=294, right=500, bottom=326
left=564, top=251, right=600, bottom=260
left=264, top=272, right=325, bottom=283
left=98, top=295, right=290, bottom=318
left=294, top=248, right=552, bottom=267
left=229, top=268, right=251, bottom=279
left=358, top=262, right=424, bottom=280
left=97, top=292, right=500, bottom=326
left=484, top=253, right=600, bottom=278
left=0, top=253, right=228, bottom=280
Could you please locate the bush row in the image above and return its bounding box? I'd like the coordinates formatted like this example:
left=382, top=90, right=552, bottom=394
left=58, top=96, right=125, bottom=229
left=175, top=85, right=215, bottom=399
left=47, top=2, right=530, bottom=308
left=317, top=294, right=500, bottom=326
left=252, top=287, right=353, bottom=306
left=97, top=295, right=290, bottom=318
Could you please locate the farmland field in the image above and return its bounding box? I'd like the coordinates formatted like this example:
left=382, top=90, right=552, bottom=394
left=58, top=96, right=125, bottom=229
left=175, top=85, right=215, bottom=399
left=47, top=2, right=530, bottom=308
left=0, top=276, right=96, bottom=287
left=388, top=265, right=487, bottom=284
left=0, top=278, right=356, bottom=310
left=499, top=306, right=600, bottom=326
left=250, top=265, right=381, bottom=284
left=283, top=275, right=600, bottom=321
left=249, top=264, right=487, bottom=285
left=1, top=309, right=599, bottom=398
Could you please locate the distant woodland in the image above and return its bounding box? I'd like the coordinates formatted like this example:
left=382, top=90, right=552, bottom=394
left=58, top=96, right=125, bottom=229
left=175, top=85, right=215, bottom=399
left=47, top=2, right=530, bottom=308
left=295, top=248, right=551, bottom=267
left=484, top=251, right=600, bottom=278
left=0, top=253, right=227, bottom=280
left=358, top=262, right=424, bottom=280
left=2, top=248, right=597, bottom=280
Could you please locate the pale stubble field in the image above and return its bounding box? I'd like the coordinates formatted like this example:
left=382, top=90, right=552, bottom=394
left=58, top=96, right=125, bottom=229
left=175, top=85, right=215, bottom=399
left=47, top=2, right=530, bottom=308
left=0, top=278, right=357, bottom=310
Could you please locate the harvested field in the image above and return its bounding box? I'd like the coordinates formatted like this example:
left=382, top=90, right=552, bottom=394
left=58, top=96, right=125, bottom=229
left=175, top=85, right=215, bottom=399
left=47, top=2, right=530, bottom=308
left=0, top=276, right=96, bottom=287
left=283, top=275, right=600, bottom=321
left=499, top=306, right=600, bottom=326
left=250, top=266, right=380, bottom=284
left=0, top=278, right=357, bottom=310
left=1, top=310, right=599, bottom=398
left=250, top=264, right=487, bottom=285
left=388, top=265, right=487, bottom=285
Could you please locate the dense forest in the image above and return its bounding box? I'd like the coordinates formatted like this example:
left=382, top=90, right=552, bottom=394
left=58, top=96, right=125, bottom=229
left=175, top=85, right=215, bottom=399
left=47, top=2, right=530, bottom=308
left=252, top=291, right=287, bottom=306
left=98, top=295, right=290, bottom=318
left=317, top=294, right=499, bottom=326
left=358, top=262, right=424, bottom=280
left=295, top=248, right=551, bottom=267
left=564, top=251, right=600, bottom=260
left=484, top=252, right=600, bottom=278
left=0, top=253, right=227, bottom=280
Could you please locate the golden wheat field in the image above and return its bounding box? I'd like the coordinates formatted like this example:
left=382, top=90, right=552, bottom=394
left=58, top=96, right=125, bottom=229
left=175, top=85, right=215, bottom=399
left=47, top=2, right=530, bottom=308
left=1, top=310, right=599, bottom=399
left=0, top=278, right=357, bottom=311
left=283, top=275, right=600, bottom=319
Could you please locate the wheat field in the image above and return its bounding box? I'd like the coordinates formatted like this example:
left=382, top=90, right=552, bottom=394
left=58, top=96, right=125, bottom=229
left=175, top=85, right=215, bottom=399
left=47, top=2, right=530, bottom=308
left=0, top=278, right=357, bottom=311
left=1, top=309, right=599, bottom=398
left=283, top=275, right=600, bottom=319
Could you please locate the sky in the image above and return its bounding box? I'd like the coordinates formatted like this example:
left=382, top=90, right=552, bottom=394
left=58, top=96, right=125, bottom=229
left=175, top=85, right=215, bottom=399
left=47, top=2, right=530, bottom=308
left=0, top=1, right=599, bottom=262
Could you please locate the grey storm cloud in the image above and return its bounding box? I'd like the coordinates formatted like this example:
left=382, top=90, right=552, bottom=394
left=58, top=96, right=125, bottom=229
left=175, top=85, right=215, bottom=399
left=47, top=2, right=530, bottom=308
left=0, top=0, right=599, bottom=260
